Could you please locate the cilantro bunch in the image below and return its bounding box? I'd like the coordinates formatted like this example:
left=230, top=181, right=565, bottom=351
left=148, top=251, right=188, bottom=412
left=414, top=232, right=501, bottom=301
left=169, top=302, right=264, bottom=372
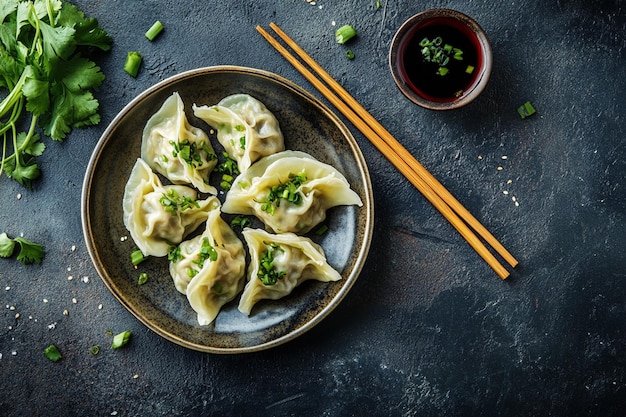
left=0, top=0, right=112, bottom=187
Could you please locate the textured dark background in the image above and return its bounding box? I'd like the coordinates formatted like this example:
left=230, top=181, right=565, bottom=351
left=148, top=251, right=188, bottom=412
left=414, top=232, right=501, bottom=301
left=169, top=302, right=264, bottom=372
left=1, top=0, right=625, bottom=416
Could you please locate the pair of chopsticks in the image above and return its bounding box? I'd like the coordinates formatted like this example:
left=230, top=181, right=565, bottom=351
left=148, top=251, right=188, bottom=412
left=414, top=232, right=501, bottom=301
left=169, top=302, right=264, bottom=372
left=256, top=23, right=518, bottom=279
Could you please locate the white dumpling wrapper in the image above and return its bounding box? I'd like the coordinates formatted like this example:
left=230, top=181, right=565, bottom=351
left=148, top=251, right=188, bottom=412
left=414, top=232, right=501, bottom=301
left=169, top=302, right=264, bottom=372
left=122, top=158, right=220, bottom=257
left=222, top=150, right=362, bottom=234
left=169, top=210, right=246, bottom=326
left=141, top=92, right=218, bottom=194
left=192, top=94, right=284, bottom=173
left=238, top=228, right=342, bottom=315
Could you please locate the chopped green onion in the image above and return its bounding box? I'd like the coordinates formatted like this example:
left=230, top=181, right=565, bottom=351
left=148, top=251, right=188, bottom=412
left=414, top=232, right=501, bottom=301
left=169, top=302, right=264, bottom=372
left=258, top=244, right=286, bottom=285
left=124, top=51, right=142, bottom=77
left=43, top=344, right=62, bottom=362
left=138, top=272, right=148, bottom=285
left=111, top=331, right=132, bottom=349
left=335, top=24, right=357, bottom=44
left=437, top=67, right=449, bottom=76
left=230, top=215, right=251, bottom=229
left=465, top=65, right=475, bottom=74
left=145, top=21, right=164, bottom=41
left=130, top=250, right=145, bottom=266
left=517, top=101, right=536, bottom=119
left=375, top=1, right=382, bottom=9
left=315, top=224, right=329, bottom=235
left=89, top=345, right=100, bottom=355
left=346, top=49, right=355, bottom=60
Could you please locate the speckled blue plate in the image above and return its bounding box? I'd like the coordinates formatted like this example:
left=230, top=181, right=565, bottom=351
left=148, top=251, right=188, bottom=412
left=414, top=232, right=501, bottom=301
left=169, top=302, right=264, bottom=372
left=81, top=66, right=373, bottom=353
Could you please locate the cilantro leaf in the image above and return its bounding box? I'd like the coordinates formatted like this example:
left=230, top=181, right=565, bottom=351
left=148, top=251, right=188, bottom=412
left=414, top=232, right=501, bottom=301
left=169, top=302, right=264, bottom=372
left=56, top=2, right=112, bottom=51
left=0, top=232, right=16, bottom=258
left=14, top=236, right=44, bottom=264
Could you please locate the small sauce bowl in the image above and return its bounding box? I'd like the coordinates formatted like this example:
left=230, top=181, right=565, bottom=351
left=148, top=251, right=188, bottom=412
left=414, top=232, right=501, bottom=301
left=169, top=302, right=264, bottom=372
left=389, top=9, right=493, bottom=110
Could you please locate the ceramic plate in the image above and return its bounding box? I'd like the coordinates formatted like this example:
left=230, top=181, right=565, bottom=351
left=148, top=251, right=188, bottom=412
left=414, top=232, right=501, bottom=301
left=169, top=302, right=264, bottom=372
left=81, top=66, right=373, bottom=353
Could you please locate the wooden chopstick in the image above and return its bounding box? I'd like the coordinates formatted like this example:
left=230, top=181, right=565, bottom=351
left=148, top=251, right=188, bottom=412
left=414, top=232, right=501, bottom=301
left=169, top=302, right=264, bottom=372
left=256, top=24, right=517, bottom=279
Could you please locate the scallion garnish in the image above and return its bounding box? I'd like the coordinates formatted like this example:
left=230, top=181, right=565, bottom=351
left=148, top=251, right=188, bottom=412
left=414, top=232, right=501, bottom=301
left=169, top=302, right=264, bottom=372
left=111, top=331, right=132, bottom=349
left=315, top=224, right=329, bottom=235
left=145, top=21, right=164, bottom=41
left=131, top=249, right=145, bottom=266
left=259, top=172, right=307, bottom=215
left=138, top=272, right=148, bottom=285
left=258, top=244, right=286, bottom=285
left=335, top=24, right=357, bottom=44
left=124, top=51, right=142, bottom=77
left=517, top=101, right=536, bottom=119
left=159, top=189, right=200, bottom=214
left=346, top=49, right=355, bottom=60
left=215, top=152, right=240, bottom=191
left=419, top=37, right=463, bottom=76
left=230, top=215, right=251, bottom=229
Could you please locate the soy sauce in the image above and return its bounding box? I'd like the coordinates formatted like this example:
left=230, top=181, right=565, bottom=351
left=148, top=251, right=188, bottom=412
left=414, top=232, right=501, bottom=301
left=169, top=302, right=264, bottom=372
left=400, top=20, right=480, bottom=101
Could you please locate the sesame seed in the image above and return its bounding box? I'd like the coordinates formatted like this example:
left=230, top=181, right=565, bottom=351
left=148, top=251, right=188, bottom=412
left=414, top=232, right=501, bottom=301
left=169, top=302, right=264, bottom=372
left=43, top=299, right=48, bottom=303
left=4, top=287, right=9, bottom=291
left=501, top=155, right=508, bottom=160
left=48, top=322, right=57, bottom=329
left=17, top=193, right=22, bottom=200
left=63, top=310, right=69, bottom=316
left=503, top=191, right=509, bottom=195
left=9, top=306, right=15, bottom=311
left=507, top=179, right=513, bottom=184
left=68, top=275, right=74, bottom=281
left=15, top=313, right=20, bottom=319
left=71, top=245, right=76, bottom=252
left=133, top=374, right=139, bottom=379
left=82, top=276, right=89, bottom=283
left=98, top=304, right=103, bottom=310
left=497, top=166, right=503, bottom=171
left=477, top=155, right=483, bottom=160
left=72, top=298, right=77, bottom=304
left=515, top=201, right=520, bottom=207
left=512, top=196, right=517, bottom=202
left=11, top=351, right=17, bottom=356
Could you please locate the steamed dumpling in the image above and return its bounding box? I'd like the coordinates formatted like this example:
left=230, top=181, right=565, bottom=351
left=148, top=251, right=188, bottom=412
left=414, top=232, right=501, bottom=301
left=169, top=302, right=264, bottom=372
left=141, top=92, right=218, bottom=194
left=169, top=210, right=246, bottom=325
left=221, top=150, right=362, bottom=234
left=122, top=158, right=220, bottom=257
left=238, top=228, right=342, bottom=315
left=192, top=94, right=284, bottom=173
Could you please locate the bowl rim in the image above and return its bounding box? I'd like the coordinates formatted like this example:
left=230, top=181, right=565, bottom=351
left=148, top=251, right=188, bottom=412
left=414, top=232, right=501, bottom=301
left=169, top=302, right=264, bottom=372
left=389, top=8, right=493, bottom=110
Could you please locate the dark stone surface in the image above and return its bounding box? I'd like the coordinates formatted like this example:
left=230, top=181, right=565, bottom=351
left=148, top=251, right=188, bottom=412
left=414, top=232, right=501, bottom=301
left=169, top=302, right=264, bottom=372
left=1, top=0, right=625, bottom=415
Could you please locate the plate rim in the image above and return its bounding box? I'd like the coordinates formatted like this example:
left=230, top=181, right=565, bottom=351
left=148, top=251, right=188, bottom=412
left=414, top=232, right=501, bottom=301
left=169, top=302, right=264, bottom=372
left=81, top=65, right=374, bottom=354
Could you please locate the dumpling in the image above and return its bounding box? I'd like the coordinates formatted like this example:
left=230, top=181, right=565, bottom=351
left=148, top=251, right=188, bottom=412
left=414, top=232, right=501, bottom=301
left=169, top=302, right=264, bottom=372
left=238, top=228, right=342, bottom=315
left=141, top=92, right=218, bottom=194
left=192, top=94, right=284, bottom=173
left=169, top=210, right=246, bottom=326
left=222, top=150, right=362, bottom=234
left=122, top=158, right=220, bottom=257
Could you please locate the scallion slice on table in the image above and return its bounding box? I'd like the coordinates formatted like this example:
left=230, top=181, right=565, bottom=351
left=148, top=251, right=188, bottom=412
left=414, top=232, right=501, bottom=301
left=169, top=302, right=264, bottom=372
left=517, top=101, right=536, bottom=119
left=145, top=21, right=164, bottom=41
left=111, top=331, right=132, bottom=349
left=335, top=25, right=357, bottom=44
left=124, top=51, right=143, bottom=77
